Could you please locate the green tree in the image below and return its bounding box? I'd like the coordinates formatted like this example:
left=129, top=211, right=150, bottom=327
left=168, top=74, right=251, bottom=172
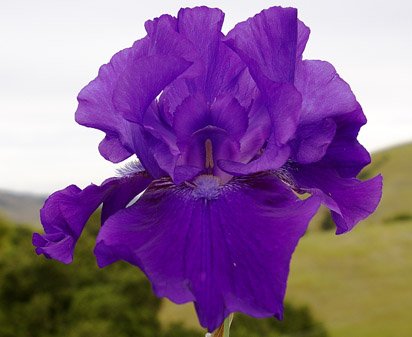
left=0, top=215, right=197, bottom=337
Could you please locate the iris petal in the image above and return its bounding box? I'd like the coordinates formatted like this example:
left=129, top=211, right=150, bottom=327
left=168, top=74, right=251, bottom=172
left=291, top=118, right=337, bottom=164
left=33, top=173, right=152, bottom=264
left=322, top=106, right=371, bottom=177
left=295, top=60, right=358, bottom=123
left=176, top=7, right=250, bottom=103
left=75, top=14, right=193, bottom=172
left=177, top=7, right=224, bottom=72
left=94, top=174, right=320, bottom=331
left=225, top=7, right=302, bottom=147
left=225, top=6, right=298, bottom=86
left=35, top=6, right=383, bottom=332
left=297, top=20, right=310, bottom=59
left=75, top=44, right=141, bottom=163
left=112, top=55, right=192, bottom=124
left=291, top=165, right=383, bottom=234
left=218, top=84, right=302, bottom=176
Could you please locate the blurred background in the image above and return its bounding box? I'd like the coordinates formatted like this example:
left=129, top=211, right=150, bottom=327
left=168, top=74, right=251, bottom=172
left=0, top=0, right=411, bottom=336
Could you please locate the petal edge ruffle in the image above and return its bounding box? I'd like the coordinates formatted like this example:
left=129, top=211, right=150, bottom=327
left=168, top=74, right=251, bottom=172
left=33, top=173, right=152, bottom=264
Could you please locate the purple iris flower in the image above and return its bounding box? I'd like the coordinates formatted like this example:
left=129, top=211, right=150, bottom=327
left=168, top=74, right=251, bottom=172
left=33, top=6, right=382, bottom=331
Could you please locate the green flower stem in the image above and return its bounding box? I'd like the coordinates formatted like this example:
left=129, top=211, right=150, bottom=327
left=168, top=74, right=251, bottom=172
left=211, top=314, right=234, bottom=337
left=223, top=313, right=234, bottom=336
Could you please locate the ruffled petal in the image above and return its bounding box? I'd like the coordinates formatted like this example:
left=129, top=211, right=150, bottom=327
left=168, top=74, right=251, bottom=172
left=290, top=118, right=337, bottom=164
left=292, top=60, right=368, bottom=166
left=175, top=7, right=252, bottom=104
left=158, top=7, right=250, bottom=117
left=76, top=45, right=143, bottom=163
left=321, top=105, right=371, bottom=177
left=75, top=14, right=193, bottom=167
left=224, top=7, right=302, bottom=151
left=33, top=173, right=152, bottom=264
left=218, top=84, right=301, bottom=175
left=295, top=60, right=358, bottom=123
left=112, top=55, right=192, bottom=123
left=297, top=20, right=310, bottom=59
left=225, top=7, right=298, bottom=86
left=291, top=165, right=383, bottom=234
left=95, top=174, right=320, bottom=331
left=177, top=7, right=224, bottom=70
left=218, top=138, right=291, bottom=176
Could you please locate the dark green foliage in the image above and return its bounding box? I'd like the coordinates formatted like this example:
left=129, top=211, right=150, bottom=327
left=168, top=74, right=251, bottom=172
left=320, top=212, right=335, bottom=231
left=0, top=215, right=196, bottom=337
left=0, top=215, right=328, bottom=337
left=231, top=305, right=329, bottom=337
left=384, top=213, right=412, bottom=223
left=162, top=323, right=199, bottom=337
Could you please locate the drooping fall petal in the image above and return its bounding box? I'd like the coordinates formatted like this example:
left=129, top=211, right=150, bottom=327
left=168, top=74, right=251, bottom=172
left=33, top=172, right=151, bottom=263
left=95, top=174, right=320, bottom=330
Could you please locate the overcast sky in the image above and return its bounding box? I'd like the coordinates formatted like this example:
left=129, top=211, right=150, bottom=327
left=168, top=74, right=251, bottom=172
left=1, top=0, right=411, bottom=194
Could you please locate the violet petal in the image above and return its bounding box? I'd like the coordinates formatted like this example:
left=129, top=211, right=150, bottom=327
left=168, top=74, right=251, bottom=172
left=94, top=174, right=320, bottom=331
left=33, top=173, right=152, bottom=264
left=291, top=165, right=383, bottom=234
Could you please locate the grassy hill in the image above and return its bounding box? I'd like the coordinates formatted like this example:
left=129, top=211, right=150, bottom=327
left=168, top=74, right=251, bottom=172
left=287, top=221, right=412, bottom=337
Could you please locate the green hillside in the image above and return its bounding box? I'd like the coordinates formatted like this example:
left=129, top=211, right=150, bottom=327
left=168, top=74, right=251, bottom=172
left=287, top=221, right=412, bottom=337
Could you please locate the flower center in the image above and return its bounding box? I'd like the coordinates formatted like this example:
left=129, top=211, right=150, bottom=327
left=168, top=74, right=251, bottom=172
left=191, top=174, right=221, bottom=200
left=187, top=139, right=222, bottom=199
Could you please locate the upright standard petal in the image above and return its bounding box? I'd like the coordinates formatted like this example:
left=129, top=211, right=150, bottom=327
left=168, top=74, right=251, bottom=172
left=177, top=7, right=224, bottom=71
left=112, top=55, right=192, bottom=124
left=295, top=60, right=358, bottom=124
left=95, top=174, right=320, bottom=331
left=225, top=6, right=298, bottom=86
left=75, top=14, right=193, bottom=170
left=223, top=8, right=302, bottom=172
left=33, top=173, right=152, bottom=264
left=218, top=84, right=301, bottom=175
left=75, top=45, right=143, bottom=163
left=296, top=20, right=310, bottom=59
left=289, top=60, right=351, bottom=164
